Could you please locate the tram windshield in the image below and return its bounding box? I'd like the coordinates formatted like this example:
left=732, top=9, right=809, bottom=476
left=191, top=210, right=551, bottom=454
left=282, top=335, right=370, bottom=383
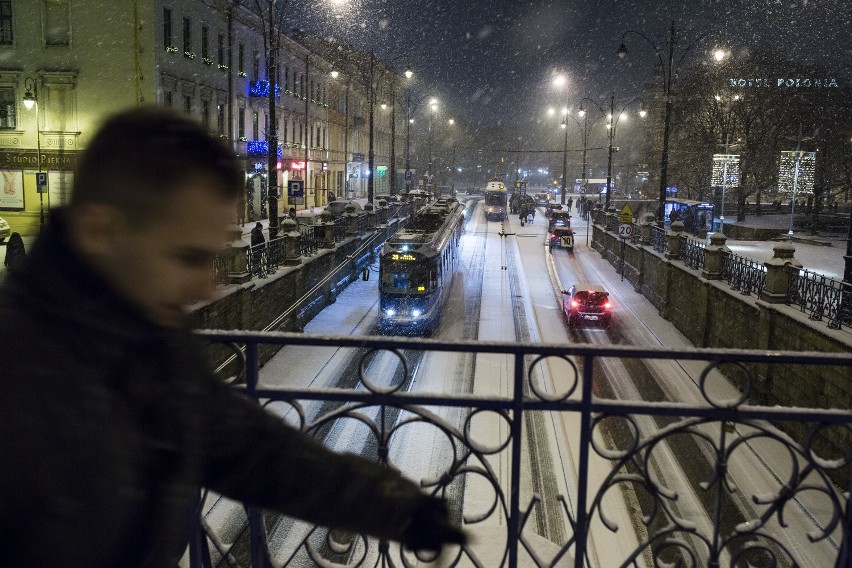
left=381, top=259, right=431, bottom=294
left=484, top=192, right=506, bottom=207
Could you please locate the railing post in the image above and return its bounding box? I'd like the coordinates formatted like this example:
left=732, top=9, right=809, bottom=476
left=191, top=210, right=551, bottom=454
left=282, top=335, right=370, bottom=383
left=225, top=225, right=251, bottom=283
left=606, top=204, right=618, bottom=233
left=760, top=241, right=802, bottom=304
left=280, top=218, right=302, bottom=265
left=345, top=204, right=359, bottom=236
left=364, top=202, right=377, bottom=231
left=376, top=198, right=388, bottom=225
left=665, top=220, right=684, bottom=260
left=320, top=211, right=335, bottom=248
left=639, top=212, right=654, bottom=245
left=701, top=231, right=729, bottom=280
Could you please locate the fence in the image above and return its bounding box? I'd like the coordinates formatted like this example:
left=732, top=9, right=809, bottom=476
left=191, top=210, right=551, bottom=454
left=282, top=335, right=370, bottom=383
left=788, top=268, right=852, bottom=330
left=188, top=331, right=852, bottom=568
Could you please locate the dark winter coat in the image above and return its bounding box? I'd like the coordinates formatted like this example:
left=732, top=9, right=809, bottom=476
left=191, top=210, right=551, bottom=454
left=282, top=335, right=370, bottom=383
left=0, top=211, right=431, bottom=567
left=3, top=231, right=25, bottom=273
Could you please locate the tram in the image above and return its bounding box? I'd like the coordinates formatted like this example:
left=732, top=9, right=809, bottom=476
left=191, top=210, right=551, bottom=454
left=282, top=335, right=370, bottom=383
left=483, top=180, right=507, bottom=221
left=378, top=198, right=464, bottom=334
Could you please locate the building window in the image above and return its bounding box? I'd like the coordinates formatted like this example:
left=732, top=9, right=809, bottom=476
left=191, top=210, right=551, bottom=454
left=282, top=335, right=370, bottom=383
left=201, top=100, right=211, bottom=129
left=238, top=106, right=245, bottom=139
left=283, top=66, right=289, bottom=90
left=299, top=74, right=305, bottom=98
left=0, top=1, right=13, bottom=45
left=184, top=95, right=192, bottom=114
left=201, top=25, right=209, bottom=60
left=162, top=8, right=172, bottom=49
left=164, top=91, right=173, bottom=107
left=182, top=17, right=191, bottom=55
left=238, top=42, right=244, bottom=75
left=43, top=0, right=70, bottom=46
left=252, top=49, right=260, bottom=80
left=0, top=87, right=16, bottom=128
left=252, top=111, right=259, bottom=140
left=282, top=118, right=288, bottom=143
left=217, top=33, right=224, bottom=66
left=217, top=103, right=225, bottom=135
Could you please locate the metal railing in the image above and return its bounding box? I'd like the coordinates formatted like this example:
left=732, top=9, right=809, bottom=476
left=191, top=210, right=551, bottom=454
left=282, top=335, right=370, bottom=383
left=190, top=331, right=852, bottom=568
left=720, top=253, right=766, bottom=296
left=297, top=225, right=319, bottom=257
left=787, top=268, right=852, bottom=331
left=649, top=224, right=667, bottom=253
left=679, top=235, right=706, bottom=270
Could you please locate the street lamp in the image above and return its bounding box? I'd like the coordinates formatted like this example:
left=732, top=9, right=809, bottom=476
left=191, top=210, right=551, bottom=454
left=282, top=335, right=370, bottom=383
left=23, top=77, right=45, bottom=226
left=618, top=21, right=710, bottom=227
left=579, top=94, right=646, bottom=210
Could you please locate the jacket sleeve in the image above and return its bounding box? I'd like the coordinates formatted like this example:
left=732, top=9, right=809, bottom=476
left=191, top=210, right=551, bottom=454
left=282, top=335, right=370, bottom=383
left=197, top=374, right=425, bottom=542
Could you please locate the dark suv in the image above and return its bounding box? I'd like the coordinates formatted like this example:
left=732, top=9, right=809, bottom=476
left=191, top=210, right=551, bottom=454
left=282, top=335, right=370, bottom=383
left=562, top=284, right=611, bottom=327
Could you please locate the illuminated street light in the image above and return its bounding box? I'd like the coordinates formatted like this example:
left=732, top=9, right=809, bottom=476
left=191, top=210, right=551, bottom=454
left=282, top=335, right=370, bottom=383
left=22, top=77, right=45, bottom=226
left=579, top=94, right=646, bottom=209
left=618, top=21, right=711, bottom=226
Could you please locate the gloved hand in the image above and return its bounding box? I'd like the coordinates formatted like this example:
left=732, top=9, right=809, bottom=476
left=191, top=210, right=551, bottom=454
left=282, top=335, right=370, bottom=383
left=402, top=494, right=467, bottom=552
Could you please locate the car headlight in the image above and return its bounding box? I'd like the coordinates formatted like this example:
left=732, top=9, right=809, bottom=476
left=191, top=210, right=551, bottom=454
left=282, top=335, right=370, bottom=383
left=385, top=309, right=396, bottom=317
left=411, top=309, right=422, bottom=318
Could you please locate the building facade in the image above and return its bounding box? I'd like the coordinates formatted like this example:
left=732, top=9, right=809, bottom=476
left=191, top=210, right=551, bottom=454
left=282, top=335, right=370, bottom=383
left=1, top=1, right=405, bottom=236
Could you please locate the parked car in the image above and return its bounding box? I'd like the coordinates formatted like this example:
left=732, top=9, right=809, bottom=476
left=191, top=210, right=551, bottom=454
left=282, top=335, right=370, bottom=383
left=0, top=216, right=10, bottom=243
left=325, top=200, right=363, bottom=218
left=561, top=284, right=611, bottom=328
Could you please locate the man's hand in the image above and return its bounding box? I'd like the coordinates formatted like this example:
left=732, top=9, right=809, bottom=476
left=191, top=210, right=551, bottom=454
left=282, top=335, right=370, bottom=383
left=403, top=495, right=467, bottom=552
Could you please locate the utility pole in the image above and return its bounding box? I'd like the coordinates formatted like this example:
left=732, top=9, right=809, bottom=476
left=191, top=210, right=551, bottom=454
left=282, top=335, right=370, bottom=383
left=265, top=0, right=279, bottom=239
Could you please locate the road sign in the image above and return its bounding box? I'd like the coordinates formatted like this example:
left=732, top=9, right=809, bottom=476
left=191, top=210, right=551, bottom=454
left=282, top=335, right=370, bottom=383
left=287, top=179, right=304, bottom=197
left=36, top=171, right=48, bottom=193
left=619, top=203, right=634, bottom=224
left=618, top=223, right=633, bottom=238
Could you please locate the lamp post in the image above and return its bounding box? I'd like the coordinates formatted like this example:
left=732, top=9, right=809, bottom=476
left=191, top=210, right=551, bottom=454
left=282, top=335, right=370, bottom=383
left=713, top=93, right=740, bottom=234
left=618, top=21, right=709, bottom=227
left=387, top=67, right=412, bottom=196
left=579, top=94, right=646, bottom=210
left=427, top=98, right=438, bottom=190
left=22, top=77, right=45, bottom=227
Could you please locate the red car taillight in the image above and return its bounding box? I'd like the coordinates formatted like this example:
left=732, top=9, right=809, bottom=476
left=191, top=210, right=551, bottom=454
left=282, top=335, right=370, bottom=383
left=603, top=301, right=611, bottom=310
left=570, top=300, right=579, bottom=309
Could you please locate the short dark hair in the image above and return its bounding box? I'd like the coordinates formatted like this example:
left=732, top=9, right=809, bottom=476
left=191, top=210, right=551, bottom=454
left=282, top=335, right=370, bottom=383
left=71, top=107, right=242, bottom=223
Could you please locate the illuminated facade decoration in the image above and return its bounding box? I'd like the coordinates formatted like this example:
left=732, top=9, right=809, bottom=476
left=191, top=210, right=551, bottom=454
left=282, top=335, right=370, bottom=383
left=777, top=151, right=816, bottom=196
left=711, top=154, right=740, bottom=187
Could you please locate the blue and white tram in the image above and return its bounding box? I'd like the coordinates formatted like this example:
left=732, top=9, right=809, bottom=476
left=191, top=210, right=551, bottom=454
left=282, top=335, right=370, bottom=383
left=483, top=180, right=507, bottom=221
left=379, top=198, right=464, bottom=334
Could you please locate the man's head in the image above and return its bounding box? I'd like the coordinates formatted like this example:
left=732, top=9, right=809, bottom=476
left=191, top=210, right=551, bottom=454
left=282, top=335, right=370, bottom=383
left=68, top=107, right=243, bottom=327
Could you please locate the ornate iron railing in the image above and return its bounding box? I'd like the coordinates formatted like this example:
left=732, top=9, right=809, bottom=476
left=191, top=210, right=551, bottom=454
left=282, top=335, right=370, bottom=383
left=297, top=226, right=320, bottom=257
left=721, top=253, right=766, bottom=296
left=787, top=268, right=852, bottom=331
left=191, top=331, right=852, bottom=568
left=649, top=225, right=667, bottom=253
left=679, top=235, right=706, bottom=270
left=213, top=253, right=229, bottom=284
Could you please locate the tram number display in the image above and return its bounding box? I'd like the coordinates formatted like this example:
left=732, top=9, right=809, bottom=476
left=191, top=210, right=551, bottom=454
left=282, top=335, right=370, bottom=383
left=618, top=223, right=633, bottom=238
left=390, top=253, right=417, bottom=261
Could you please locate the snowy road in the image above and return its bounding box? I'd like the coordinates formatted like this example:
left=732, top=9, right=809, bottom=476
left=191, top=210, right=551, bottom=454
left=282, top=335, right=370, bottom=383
left=197, top=196, right=841, bottom=567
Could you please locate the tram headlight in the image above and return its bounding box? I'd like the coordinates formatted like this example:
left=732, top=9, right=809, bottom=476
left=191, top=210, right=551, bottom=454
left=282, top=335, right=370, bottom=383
left=411, top=309, right=422, bottom=318
left=385, top=308, right=396, bottom=316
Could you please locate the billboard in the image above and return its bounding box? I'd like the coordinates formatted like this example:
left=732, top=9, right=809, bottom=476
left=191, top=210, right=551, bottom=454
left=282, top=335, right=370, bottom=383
left=711, top=154, right=740, bottom=188
left=777, top=151, right=815, bottom=196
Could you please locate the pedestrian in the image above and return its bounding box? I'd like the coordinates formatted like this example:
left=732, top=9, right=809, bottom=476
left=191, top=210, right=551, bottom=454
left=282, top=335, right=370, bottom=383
left=0, top=108, right=465, bottom=567
left=288, top=206, right=298, bottom=226
left=3, top=231, right=25, bottom=274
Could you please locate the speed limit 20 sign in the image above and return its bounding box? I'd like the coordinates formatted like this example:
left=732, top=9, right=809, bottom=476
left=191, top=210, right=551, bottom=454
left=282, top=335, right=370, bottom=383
left=618, top=223, right=633, bottom=237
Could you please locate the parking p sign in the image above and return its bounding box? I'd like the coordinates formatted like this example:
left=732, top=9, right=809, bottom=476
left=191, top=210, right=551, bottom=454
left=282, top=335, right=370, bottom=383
left=36, top=172, right=48, bottom=193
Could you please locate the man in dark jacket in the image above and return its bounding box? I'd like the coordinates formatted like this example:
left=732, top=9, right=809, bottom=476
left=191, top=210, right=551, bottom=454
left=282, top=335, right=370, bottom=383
left=0, top=108, right=464, bottom=567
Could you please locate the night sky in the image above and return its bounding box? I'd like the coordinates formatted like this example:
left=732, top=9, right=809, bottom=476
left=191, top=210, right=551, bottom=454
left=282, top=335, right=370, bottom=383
left=289, top=0, right=848, bottom=125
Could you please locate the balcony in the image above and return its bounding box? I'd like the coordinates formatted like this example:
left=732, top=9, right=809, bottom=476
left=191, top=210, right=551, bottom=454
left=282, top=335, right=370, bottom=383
left=190, top=331, right=852, bottom=567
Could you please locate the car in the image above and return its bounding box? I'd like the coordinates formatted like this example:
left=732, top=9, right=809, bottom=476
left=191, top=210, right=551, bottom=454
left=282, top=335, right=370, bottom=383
left=561, top=284, right=611, bottom=327
left=325, top=200, right=364, bottom=218
left=0, top=216, right=10, bottom=243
